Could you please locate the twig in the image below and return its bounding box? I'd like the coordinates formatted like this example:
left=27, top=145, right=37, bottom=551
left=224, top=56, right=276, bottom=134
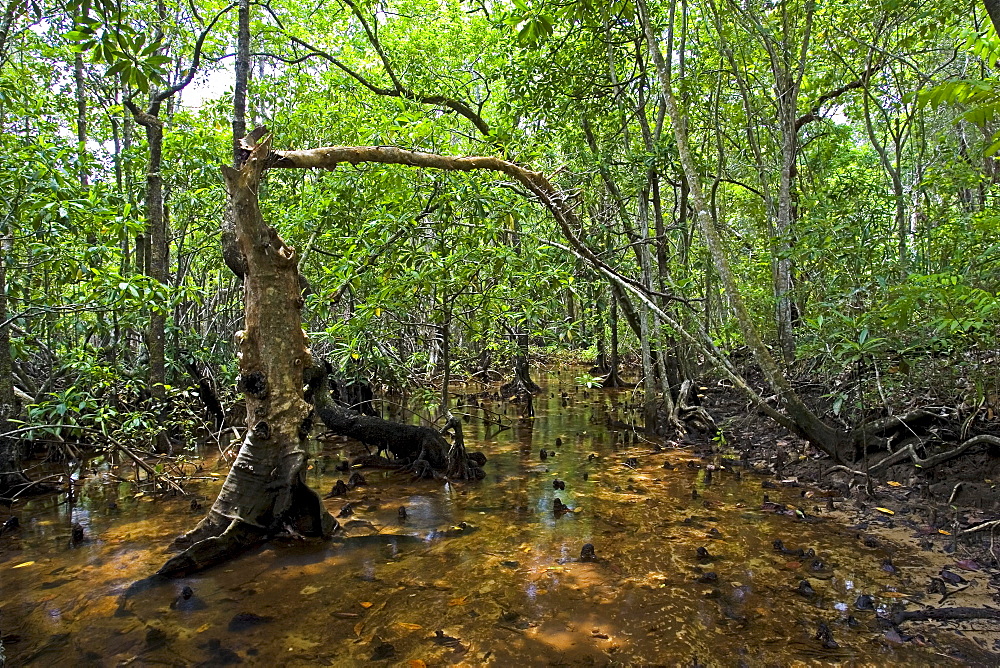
left=0, top=424, right=186, bottom=495
left=947, top=482, right=964, bottom=504
left=824, top=464, right=868, bottom=478
left=959, top=519, right=1000, bottom=536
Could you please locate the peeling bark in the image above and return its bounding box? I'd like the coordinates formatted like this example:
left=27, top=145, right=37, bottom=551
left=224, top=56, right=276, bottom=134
left=159, top=137, right=335, bottom=577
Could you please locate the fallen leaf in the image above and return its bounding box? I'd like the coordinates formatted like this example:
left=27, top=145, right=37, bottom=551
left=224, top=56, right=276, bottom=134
left=887, top=481, right=903, bottom=487
left=407, top=661, right=427, bottom=668
left=938, top=529, right=951, bottom=536
left=447, top=596, right=467, bottom=606
left=12, top=561, right=34, bottom=569
left=784, top=561, right=802, bottom=569
left=354, top=621, right=365, bottom=637
left=196, top=624, right=211, bottom=633
left=881, top=591, right=910, bottom=598
left=360, top=601, right=374, bottom=608
left=955, top=559, right=981, bottom=571
left=875, top=507, right=895, bottom=515
left=300, top=585, right=322, bottom=595
left=396, top=622, right=422, bottom=630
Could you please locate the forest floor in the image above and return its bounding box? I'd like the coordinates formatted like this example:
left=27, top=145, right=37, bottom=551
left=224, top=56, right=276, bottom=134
left=689, top=377, right=1000, bottom=661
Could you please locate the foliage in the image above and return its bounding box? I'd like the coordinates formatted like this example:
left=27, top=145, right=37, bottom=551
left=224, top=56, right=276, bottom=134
left=4, top=0, right=1000, bottom=452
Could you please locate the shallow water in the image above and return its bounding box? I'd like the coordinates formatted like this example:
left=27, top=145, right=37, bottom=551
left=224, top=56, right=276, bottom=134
left=0, top=371, right=966, bottom=666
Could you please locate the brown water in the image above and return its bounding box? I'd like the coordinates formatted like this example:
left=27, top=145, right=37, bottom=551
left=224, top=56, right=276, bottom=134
left=0, top=372, right=967, bottom=666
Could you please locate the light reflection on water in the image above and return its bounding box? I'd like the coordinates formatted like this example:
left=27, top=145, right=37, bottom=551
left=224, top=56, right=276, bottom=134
left=0, top=371, right=963, bottom=665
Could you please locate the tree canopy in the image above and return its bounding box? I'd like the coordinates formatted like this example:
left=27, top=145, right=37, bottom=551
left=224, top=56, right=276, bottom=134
left=3, top=0, right=1000, bottom=484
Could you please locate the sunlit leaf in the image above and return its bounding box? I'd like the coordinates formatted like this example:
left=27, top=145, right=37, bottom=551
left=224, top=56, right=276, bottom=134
left=396, top=622, right=422, bottom=630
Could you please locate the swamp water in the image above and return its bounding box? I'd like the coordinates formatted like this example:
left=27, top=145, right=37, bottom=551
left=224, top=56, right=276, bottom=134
left=0, top=371, right=975, bottom=666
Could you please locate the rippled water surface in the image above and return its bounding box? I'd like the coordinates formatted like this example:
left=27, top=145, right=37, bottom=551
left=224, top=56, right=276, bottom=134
left=0, top=372, right=965, bottom=666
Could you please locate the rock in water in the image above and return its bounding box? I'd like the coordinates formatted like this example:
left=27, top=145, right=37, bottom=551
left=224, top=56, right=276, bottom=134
left=228, top=612, right=273, bottom=632
left=325, top=479, right=348, bottom=497
left=71, top=523, right=85, bottom=544
left=369, top=641, right=396, bottom=661
left=580, top=543, right=597, bottom=562
left=815, top=622, right=838, bottom=649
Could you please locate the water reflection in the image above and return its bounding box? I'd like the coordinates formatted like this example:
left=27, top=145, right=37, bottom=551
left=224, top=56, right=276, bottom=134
left=0, top=370, right=967, bottom=665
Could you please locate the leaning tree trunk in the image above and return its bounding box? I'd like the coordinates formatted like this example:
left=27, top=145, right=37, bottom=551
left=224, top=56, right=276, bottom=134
left=636, top=0, right=846, bottom=459
left=159, top=137, right=335, bottom=577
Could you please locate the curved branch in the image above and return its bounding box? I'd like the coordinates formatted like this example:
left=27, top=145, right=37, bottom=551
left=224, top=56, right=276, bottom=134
left=795, top=61, right=884, bottom=131
left=341, top=0, right=402, bottom=90
left=283, top=33, right=491, bottom=136
left=246, top=129, right=799, bottom=436
left=151, top=3, right=236, bottom=107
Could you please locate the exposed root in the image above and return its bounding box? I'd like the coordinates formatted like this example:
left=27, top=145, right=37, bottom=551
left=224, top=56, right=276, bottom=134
left=500, top=375, right=540, bottom=400
left=601, top=367, right=629, bottom=388
left=307, top=361, right=486, bottom=480
left=891, top=607, right=1000, bottom=625
left=674, top=380, right=718, bottom=434
left=868, top=435, right=1000, bottom=475
left=158, top=519, right=268, bottom=578
left=441, top=414, right=486, bottom=481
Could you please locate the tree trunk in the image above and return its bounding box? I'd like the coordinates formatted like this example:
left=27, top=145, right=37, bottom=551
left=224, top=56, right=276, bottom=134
left=986, top=0, right=1000, bottom=34
left=636, top=0, right=846, bottom=459
left=0, top=238, right=29, bottom=495
left=221, top=0, right=250, bottom=279
left=159, top=137, right=335, bottom=577
left=439, top=315, right=450, bottom=415
left=775, top=107, right=797, bottom=365
left=602, top=289, right=626, bottom=387
left=142, top=120, right=171, bottom=454
left=507, top=330, right=541, bottom=396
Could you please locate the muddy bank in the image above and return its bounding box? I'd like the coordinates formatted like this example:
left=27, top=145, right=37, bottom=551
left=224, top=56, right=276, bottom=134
left=688, top=376, right=1000, bottom=663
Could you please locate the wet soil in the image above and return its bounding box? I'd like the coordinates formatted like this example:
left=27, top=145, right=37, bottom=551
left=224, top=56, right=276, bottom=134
left=1, top=371, right=999, bottom=666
